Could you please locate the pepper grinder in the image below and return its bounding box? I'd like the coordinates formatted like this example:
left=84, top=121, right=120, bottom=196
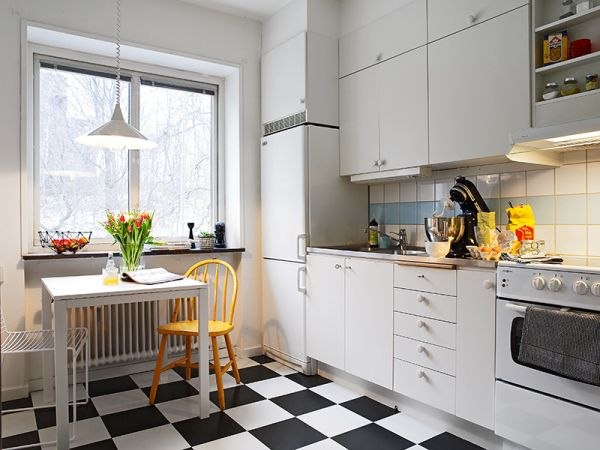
left=187, top=222, right=196, bottom=249
left=214, top=222, right=226, bottom=248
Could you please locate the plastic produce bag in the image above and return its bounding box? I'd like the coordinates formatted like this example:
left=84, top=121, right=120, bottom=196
left=506, top=204, right=535, bottom=241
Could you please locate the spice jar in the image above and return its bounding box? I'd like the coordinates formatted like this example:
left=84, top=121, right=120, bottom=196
left=561, top=77, right=581, bottom=96
left=542, top=82, right=560, bottom=100
left=586, top=74, right=598, bottom=91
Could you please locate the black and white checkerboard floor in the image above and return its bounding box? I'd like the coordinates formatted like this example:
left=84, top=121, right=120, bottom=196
left=2, top=355, right=484, bottom=450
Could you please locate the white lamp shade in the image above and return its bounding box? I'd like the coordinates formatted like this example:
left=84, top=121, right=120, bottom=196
left=75, top=103, right=157, bottom=150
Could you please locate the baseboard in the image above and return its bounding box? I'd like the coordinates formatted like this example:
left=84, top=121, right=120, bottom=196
left=2, top=384, right=30, bottom=402
left=236, top=345, right=264, bottom=358
left=263, top=346, right=317, bottom=375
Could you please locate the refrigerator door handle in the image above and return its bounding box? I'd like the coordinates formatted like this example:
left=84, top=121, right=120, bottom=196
left=297, top=266, right=307, bottom=294
left=297, top=233, right=308, bottom=262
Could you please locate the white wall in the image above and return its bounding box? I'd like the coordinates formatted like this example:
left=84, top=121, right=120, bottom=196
left=1, top=0, right=262, bottom=398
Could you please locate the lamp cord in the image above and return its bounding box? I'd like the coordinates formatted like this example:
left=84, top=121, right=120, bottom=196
left=115, top=0, right=122, bottom=106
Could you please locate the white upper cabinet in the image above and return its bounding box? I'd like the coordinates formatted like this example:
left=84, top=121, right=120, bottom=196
left=427, top=0, right=529, bottom=43
left=339, top=0, right=427, bottom=78
left=428, top=6, right=530, bottom=165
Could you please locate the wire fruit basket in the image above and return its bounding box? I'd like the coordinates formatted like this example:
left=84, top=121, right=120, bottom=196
left=38, top=231, right=92, bottom=254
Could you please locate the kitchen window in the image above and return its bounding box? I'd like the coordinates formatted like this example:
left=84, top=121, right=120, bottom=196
left=33, top=55, right=218, bottom=244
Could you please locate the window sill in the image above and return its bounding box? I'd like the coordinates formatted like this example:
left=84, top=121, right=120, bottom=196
left=22, top=247, right=246, bottom=261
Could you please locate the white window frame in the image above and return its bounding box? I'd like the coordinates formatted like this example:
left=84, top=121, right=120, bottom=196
left=25, top=43, right=225, bottom=252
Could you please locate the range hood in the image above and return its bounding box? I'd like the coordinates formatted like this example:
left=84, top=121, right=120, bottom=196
left=508, top=117, right=600, bottom=166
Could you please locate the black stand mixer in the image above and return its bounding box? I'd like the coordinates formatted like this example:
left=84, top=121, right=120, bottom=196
left=448, top=176, right=490, bottom=257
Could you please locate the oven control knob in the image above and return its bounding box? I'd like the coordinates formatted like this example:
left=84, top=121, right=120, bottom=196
left=532, top=276, right=546, bottom=290
left=548, top=277, right=563, bottom=292
left=591, top=282, right=600, bottom=297
left=573, top=280, right=589, bottom=295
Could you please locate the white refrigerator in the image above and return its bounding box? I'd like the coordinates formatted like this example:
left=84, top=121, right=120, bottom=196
left=261, top=124, right=366, bottom=374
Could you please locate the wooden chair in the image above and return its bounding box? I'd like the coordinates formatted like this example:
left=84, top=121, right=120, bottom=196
left=148, top=259, right=240, bottom=409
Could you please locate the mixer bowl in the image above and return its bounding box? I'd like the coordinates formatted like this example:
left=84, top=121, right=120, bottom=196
left=424, top=217, right=465, bottom=243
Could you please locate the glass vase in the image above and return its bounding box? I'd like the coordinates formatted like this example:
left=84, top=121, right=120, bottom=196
left=119, top=242, right=145, bottom=273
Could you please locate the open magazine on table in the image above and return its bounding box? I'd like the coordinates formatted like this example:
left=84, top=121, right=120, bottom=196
left=121, top=268, right=184, bottom=284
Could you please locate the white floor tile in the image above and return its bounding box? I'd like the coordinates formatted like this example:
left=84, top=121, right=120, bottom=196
left=194, top=431, right=269, bottom=449
left=113, top=424, right=189, bottom=450
left=31, top=384, right=87, bottom=407
left=1, top=410, right=37, bottom=437
left=406, top=446, right=427, bottom=450
left=376, top=413, right=444, bottom=444
left=130, top=369, right=183, bottom=388
left=224, top=399, right=292, bottom=430
left=263, top=361, right=297, bottom=376
left=187, top=372, right=238, bottom=392
left=39, top=417, right=110, bottom=449
left=245, top=376, right=305, bottom=399
left=298, top=439, right=346, bottom=449
left=309, top=382, right=361, bottom=404
left=298, top=405, right=370, bottom=437
left=156, top=394, right=219, bottom=423
left=236, top=357, right=260, bottom=369
left=92, top=388, right=150, bottom=415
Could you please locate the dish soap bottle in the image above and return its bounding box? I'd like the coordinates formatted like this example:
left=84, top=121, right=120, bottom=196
left=368, top=219, right=379, bottom=248
left=102, top=252, right=119, bottom=285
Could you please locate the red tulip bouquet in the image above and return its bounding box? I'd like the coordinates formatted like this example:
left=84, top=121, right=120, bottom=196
left=102, top=210, right=154, bottom=272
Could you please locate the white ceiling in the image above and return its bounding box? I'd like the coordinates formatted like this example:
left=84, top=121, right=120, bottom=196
left=180, top=0, right=293, bottom=20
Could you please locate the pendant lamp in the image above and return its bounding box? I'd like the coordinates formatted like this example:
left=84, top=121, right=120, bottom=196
left=75, top=0, right=157, bottom=150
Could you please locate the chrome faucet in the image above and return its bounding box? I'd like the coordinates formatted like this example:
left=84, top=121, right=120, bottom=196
left=364, top=227, right=408, bottom=253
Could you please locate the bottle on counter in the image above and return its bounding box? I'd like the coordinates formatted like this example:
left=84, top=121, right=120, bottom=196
left=368, top=218, right=379, bottom=248
left=102, top=252, right=119, bottom=285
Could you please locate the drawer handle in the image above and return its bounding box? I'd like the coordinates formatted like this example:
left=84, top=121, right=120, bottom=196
left=417, top=275, right=425, bottom=279
left=416, top=370, right=426, bottom=379
left=483, top=280, right=494, bottom=290
left=416, top=320, right=427, bottom=329
left=416, top=345, right=427, bottom=354
left=416, top=295, right=427, bottom=304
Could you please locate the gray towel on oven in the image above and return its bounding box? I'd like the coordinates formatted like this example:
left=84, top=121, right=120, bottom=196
left=518, top=306, right=600, bottom=386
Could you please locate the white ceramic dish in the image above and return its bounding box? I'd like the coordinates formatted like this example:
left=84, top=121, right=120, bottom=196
left=425, top=241, right=451, bottom=258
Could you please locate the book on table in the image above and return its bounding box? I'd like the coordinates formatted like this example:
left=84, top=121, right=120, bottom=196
left=122, top=268, right=184, bottom=284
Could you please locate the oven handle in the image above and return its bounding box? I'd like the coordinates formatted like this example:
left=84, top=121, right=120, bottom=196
left=505, top=303, right=527, bottom=314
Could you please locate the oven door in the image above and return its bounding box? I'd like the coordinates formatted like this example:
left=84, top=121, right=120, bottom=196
left=496, top=298, right=600, bottom=410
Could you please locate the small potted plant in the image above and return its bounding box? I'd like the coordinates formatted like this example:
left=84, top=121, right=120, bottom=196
left=198, top=231, right=215, bottom=249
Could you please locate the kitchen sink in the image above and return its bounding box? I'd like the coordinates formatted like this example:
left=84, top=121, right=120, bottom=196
left=337, top=246, right=427, bottom=256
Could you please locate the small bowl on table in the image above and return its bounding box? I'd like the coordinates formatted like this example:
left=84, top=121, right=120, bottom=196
left=424, top=240, right=451, bottom=258
left=39, top=231, right=92, bottom=254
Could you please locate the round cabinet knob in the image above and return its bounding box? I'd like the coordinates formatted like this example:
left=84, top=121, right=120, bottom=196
left=590, top=282, right=600, bottom=297
left=375, top=52, right=383, bottom=62
left=548, top=277, right=563, bottom=292
left=416, top=370, right=426, bottom=379
left=373, top=160, right=379, bottom=167
left=334, top=264, right=342, bottom=269
left=416, top=320, right=426, bottom=329
left=300, top=97, right=305, bottom=104
left=483, top=280, right=494, bottom=290
left=532, top=276, right=546, bottom=291
left=379, top=159, right=386, bottom=167
left=416, top=345, right=427, bottom=354
left=573, top=280, right=590, bottom=295
left=416, top=295, right=427, bottom=303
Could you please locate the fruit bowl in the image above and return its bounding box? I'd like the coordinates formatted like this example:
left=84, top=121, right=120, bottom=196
left=38, top=231, right=92, bottom=254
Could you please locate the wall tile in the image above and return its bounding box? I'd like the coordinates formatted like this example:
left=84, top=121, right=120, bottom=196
left=499, top=198, right=526, bottom=225
left=535, top=225, right=555, bottom=253
left=369, top=204, right=384, bottom=224
left=527, top=196, right=555, bottom=225
left=588, top=149, right=600, bottom=163
left=587, top=162, right=600, bottom=193
left=526, top=169, right=554, bottom=196
left=417, top=181, right=434, bottom=202
left=587, top=257, right=600, bottom=267
left=384, top=183, right=400, bottom=203
left=416, top=225, right=427, bottom=247
left=562, top=150, right=586, bottom=164
left=477, top=174, right=500, bottom=198
left=555, top=163, right=586, bottom=195
left=483, top=198, right=503, bottom=225
left=588, top=226, right=600, bottom=257
left=555, top=225, right=587, bottom=255
left=417, top=202, right=435, bottom=223
left=555, top=195, right=586, bottom=225
left=435, top=179, right=453, bottom=201
left=369, top=185, right=384, bottom=204
left=399, top=202, right=417, bottom=225
left=384, top=203, right=400, bottom=225
left=400, top=181, right=417, bottom=202
left=588, top=194, right=600, bottom=224
left=501, top=172, right=526, bottom=198
left=561, top=256, right=588, bottom=266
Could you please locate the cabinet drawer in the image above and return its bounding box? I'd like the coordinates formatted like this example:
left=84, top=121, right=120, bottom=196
left=394, top=312, right=456, bottom=349
left=393, top=264, right=456, bottom=296
left=393, top=359, right=456, bottom=414
left=394, top=288, right=456, bottom=322
left=394, top=335, right=456, bottom=376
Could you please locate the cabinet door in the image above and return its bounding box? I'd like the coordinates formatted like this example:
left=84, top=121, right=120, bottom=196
left=379, top=47, right=429, bottom=170
left=456, top=270, right=496, bottom=430
left=345, top=258, right=394, bottom=389
left=261, top=32, right=306, bottom=124
left=427, top=0, right=528, bottom=42
left=306, top=254, right=346, bottom=370
left=339, top=67, right=379, bottom=176
left=428, top=6, right=530, bottom=164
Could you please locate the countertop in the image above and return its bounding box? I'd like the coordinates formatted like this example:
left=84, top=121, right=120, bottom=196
left=308, top=246, right=497, bottom=270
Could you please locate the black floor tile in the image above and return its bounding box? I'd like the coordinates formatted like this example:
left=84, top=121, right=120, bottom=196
left=73, top=439, right=118, bottom=449
left=237, top=365, right=280, bottom=384
left=34, top=401, right=99, bottom=429
left=2, top=395, right=33, bottom=412
left=285, top=372, right=332, bottom=388
left=271, top=389, right=334, bottom=416
left=209, top=385, right=265, bottom=409
left=88, top=375, right=138, bottom=397
left=172, top=366, right=200, bottom=379
left=101, top=405, right=169, bottom=437
left=333, top=423, right=415, bottom=450
left=1, top=430, right=41, bottom=449
left=142, top=380, right=198, bottom=404
left=250, top=354, right=275, bottom=364
left=251, top=417, right=327, bottom=450
left=420, top=432, right=485, bottom=450
left=172, top=412, right=244, bottom=446
left=341, top=396, right=398, bottom=421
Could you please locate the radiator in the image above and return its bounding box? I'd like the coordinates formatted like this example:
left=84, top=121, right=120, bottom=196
left=66, top=298, right=199, bottom=368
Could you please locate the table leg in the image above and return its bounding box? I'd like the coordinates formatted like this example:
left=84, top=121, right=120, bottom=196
left=42, top=288, right=54, bottom=404
left=54, top=301, right=70, bottom=449
left=197, top=288, right=209, bottom=419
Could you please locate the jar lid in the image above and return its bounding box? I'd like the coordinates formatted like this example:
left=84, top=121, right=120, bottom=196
left=586, top=74, right=598, bottom=78
left=564, top=77, right=577, bottom=83
left=544, top=82, right=559, bottom=88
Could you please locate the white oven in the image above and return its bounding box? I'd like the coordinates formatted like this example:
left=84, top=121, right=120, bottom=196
left=495, top=263, right=600, bottom=450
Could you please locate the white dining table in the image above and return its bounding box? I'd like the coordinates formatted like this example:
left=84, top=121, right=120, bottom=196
left=41, top=275, right=209, bottom=450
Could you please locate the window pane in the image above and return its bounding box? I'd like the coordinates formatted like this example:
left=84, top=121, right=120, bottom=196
left=38, top=65, right=129, bottom=238
left=139, top=83, right=214, bottom=237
